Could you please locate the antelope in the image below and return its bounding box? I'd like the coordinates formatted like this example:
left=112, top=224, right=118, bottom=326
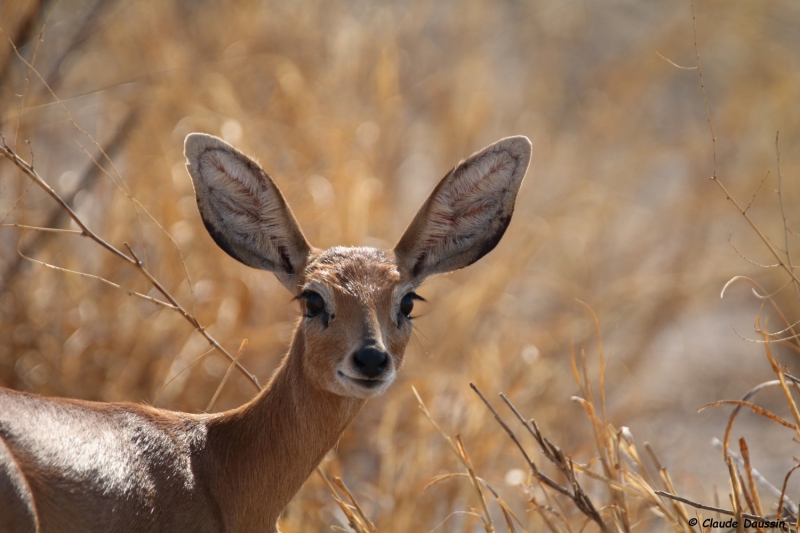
left=0, top=132, right=531, bottom=533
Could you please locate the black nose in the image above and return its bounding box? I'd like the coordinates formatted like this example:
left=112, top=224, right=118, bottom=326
left=353, top=347, right=388, bottom=378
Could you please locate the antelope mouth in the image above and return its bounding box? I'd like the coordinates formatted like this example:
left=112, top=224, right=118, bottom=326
left=337, top=371, right=389, bottom=390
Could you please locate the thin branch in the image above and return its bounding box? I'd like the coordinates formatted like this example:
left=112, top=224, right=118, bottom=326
left=1, top=223, right=82, bottom=234
left=691, top=0, right=716, bottom=179
left=0, top=0, right=51, bottom=83
left=333, top=476, right=378, bottom=533
left=4, top=32, right=180, bottom=297
left=697, top=399, right=795, bottom=430
left=745, top=170, right=769, bottom=213
left=775, top=132, right=800, bottom=301
left=0, top=141, right=261, bottom=391
left=16, top=250, right=176, bottom=309
left=3, top=35, right=133, bottom=193
left=720, top=276, right=800, bottom=352
left=656, top=51, right=697, bottom=70
left=73, top=126, right=198, bottom=315
left=206, top=339, right=248, bottom=412
left=0, top=180, right=34, bottom=225
left=500, top=391, right=608, bottom=531
left=728, top=233, right=780, bottom=268
left=0, top=139, right=130, bottom=260
left=691, top=1, right=800, bottom=292
left=761, top=328, right=800, bottom=444
left=470, top=383, right=609, bottom=532
left=655, top=491, right=783, bottom=524
left=314, top=468, right=371, bottom=533
left=0, top=107, right=139, bottom=292
left=424, top=473, right=527, bottom=532
left=11, top=0, right=58, bottom=150
left=738, top=439, right=762, bottom=519
left=152, top=346, right=216, bottom=406
left=778, top=465, right=800, bottom=520
left=455, top=434, right=495, bottom=532
left=468, top=384, right=569, bottom=497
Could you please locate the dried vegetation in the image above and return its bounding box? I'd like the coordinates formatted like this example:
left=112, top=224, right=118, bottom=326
left=3, top=1, right=800, bottom=531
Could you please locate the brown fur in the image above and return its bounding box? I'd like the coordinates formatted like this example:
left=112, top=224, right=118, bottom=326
left=0, top=133, right=531, bottom=532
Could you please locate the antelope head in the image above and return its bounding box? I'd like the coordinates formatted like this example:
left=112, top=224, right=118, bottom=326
left=184, top=133, right=531, bottom=400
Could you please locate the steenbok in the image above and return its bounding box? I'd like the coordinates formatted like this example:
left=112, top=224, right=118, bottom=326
left=0, top=133, right=531, bottom=532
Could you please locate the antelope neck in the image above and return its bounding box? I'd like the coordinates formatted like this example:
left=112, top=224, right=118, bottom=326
left=203, top=336, right=365, bottom=530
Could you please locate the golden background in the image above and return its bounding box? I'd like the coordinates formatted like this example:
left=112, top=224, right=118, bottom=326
left=2, top=1, right=800, bottom=530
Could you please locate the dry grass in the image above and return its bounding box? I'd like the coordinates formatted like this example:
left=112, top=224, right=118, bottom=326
left=3, top=1, right=800, bottom=531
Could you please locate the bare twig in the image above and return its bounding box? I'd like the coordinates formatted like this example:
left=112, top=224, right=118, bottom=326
left=0, top=0, right=52, bottom=83
left=430, top=473, right=526, bottom=532
left=643, top=443, right=691, bottom=527
left=4, top=33, right=193, bottom=299
left=711, top=438, right=798, bottom=516
left=11, top=0, right=57, bottom=150
left=314, top=469, right=371, bottom=533
left=775, top=132, right=800, bottom=301
left=501, top=391, right=609, bottom=532
left=727, top=234, right=780, bottom=268
left=745, top=171, right=770, bottom=213
left=206, top=340, right=248, bottom=412
left=655, top=491, right=774, bottom=524
left=455, top=434, right=495, bottom=533
left=468, top=384, right=568, bottom=497
left=470, top=383, right=609, bottom=532
left=414, top=388, right=527, bottom=532
left=739, top=438, right=764, bottom=518
left=15, top=248, right=176, bottom=309
left=0, top=107, right=139, bottom=292
left=656, top=51, right=697, bottom=70
left=0, top=223, right=81, bottom=234
left=152, top=347, right=216, bottom=406
left=777, top=465, right=800, bottom=521
left=333, top=476, right=378, bottom=533
left=0, top=140, right=261, bottom=391
left=721, top=276, right=800, bottom=352
left=691, top=0, right=715, bottom=179
left=691, top=1, right=800, bottom=293
left=697, top=399, right=795, bottom=430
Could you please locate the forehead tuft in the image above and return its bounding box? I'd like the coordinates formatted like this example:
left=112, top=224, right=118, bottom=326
left=305, top=247, right=400, bottom=299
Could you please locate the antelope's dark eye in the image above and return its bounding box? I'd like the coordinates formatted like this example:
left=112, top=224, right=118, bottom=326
left=399, top=293, right=417, bottom=319
left=302, top=291, right=325, bottom=318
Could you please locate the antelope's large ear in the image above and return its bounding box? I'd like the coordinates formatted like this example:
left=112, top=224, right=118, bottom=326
left=394, top=136, right=531, bottom=282
left=184, top=133, right=312, bottom=291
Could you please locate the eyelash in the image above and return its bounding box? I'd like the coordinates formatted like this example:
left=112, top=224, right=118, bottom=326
left=399, top=292, right=425, bottom=320
left=296, top=290, right=330, bottom=325
left=294, top=290, right=425, bottom=325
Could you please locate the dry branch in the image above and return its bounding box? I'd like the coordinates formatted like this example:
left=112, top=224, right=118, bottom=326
left=655, top=491, right=778, bottom=524
left=0, top=138, right=262, bottom=392
left=470, top=383, right=609, bottom=533
left=0, top=107, right=140, bottom=292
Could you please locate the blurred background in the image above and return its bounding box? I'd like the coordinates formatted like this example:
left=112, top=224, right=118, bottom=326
left=2, top=0, right=800, bottom=530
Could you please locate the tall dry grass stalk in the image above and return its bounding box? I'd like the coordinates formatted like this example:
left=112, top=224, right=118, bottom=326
left=3, top=1, right=800, bottom=531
